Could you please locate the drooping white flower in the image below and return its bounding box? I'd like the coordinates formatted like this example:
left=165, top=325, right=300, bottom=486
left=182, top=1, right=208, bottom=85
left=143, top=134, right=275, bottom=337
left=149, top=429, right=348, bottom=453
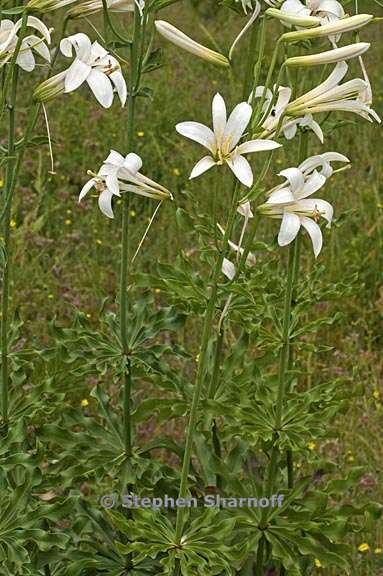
left=286, top=61, right=380, bottom=123
left=256, top=62, right=380, bottom=141
left=176, top=93, right=281, bottom=188
left=258, top=152, right=349, bottom=256
left=0, top=16, right=51, bottom=71
left=60, top=33, right=127, bottom=108
left=79, top=150, right=172, bottom=218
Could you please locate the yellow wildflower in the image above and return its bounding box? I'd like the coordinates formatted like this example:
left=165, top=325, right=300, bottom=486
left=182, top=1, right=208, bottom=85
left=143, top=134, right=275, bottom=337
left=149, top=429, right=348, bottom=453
left=308, top=441, right=316, bottom=451
left=358, top=543, right=370, bottom=553
left=314, top=559, right=322, bottom=568
left=10, top=219, right=17, bottom=228
left=81, top=399, right=89, bottom=407
left=137, top=131, right=145, bottom=137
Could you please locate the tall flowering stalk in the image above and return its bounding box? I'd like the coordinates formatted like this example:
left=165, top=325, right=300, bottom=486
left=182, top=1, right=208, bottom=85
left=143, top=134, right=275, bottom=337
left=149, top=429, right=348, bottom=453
left=1, top=11, right=39, bottom=430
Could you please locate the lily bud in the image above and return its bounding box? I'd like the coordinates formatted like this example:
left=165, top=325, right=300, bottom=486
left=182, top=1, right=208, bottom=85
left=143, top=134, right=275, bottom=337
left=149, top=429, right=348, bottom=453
left=282, top=14, right=373, bottom=42
left=154, top=20, right=230, bottom=67
left=266, top=8, right=321, bottom=28
left=67, top=0, right=135, bottom=18
left=26, top=0, right=78, bottom=12
left=285, top=42, right=370, bottom=67
left=33, top=72, right=66, bottom=102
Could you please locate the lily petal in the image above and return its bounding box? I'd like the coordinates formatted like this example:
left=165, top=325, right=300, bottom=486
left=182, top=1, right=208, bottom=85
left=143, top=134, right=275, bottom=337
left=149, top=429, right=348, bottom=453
left=64, top=58, right=91, bottom=92
left=212, top=93, right=227, bottom=147
left=222, top=102, right=252, bottom=153
left=300, top=216, right=323, bottom=257
left=79, top=178, right=96, bottom=201
left=296, top=170, right=326, bottom=199
left=176, top=121, right=216, bottom=153
left=98, top=188, right=114, bottom=218
left=278, top=211, right=301, bottom=246
left=86, top=69, right=114, bottom=108
left=279, top=167, right=304, bottom=194
left=190, top=155, right=216, bottom=179
left=226, top=154, right=253, bottom=187
left=236, top=139, right=281, bottom=154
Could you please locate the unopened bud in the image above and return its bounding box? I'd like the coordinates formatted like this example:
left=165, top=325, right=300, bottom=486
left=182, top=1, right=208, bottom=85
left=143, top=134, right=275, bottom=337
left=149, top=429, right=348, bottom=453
left=155, top=20, right=230, bottom=67
left=266, top=7, right=321, bottom=28
left=285, top=42, right=370, bottom=67
left=282, top=14, right=373, bottom=42
left=33, top=71, right=66, bottom=102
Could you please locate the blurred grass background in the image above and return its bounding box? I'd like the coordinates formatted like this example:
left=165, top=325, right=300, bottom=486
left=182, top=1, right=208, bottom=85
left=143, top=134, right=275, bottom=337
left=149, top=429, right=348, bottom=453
left=1, top=0, right=382, bottom=572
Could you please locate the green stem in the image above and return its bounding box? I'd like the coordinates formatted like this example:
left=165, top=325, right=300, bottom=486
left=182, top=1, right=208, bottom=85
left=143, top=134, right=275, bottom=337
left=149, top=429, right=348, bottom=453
left=1, top=66, right=19, bottom=430
left=120, top=5, right=141, bottom=455
left=252, top=35, right=282, bottom=129
left=175, top=181, right=241, bottom=543
left=254, top=536, right=266, bottom=576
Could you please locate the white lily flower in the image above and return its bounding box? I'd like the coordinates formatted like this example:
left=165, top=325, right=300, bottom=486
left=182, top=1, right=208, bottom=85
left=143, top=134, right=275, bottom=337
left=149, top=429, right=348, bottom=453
left=79, top=150, right=172, bottom=218
left=176, top=93, right=281, bottom=188
left=60, top=33, right=127, bottom=108
left=286, top=61, right=380, bottom=123
left=0, top=16, right=51, bottom=71
left=155, top=21, right=229, bottom=67
left=258, top=152, right=349, bottom=256
left=285, top=42, right=370, bottom=67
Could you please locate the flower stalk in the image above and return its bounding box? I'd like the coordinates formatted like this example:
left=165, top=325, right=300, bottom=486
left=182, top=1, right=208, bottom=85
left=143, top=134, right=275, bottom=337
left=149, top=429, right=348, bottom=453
left=119, top=2, right=142, bottom=456
left=175, top=181, right=241, bottom=543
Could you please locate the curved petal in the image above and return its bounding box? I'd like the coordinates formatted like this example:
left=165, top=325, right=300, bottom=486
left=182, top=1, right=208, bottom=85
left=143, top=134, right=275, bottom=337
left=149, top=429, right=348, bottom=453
left=104, top=150, right=125, bottom=167
left=109, top=69, right=127, bottom=107
left=283, top=120, right=298, bottom=140
left=98, top=188, right=114, bottom=218
left=321, top=152, right=349, bottom=164
left=226, top=154, right=253, bottom=187
left=222, top=102, right=252, bottom=153
left=236, top=139, right=281, bottom=154
left=267, top=188, right=296, bottom=205
left=296, top=170, right=326, bottom=199
left=222, top=258, right=236, bottom=280
left=276, top=86, right=292, bottom=112
left=176, top=121, right=216, bottom=153
left=278, top=167, right=304, bottom=194
left=105, top=173, right=120, bottom=197
left=16, top=46, right=35, bottom=72
left=317, top=0, right=344, bottom=18
left=60, top=33, right=92, bottom=60
left=295, top=198, right=333, bottom=225
left=300, top=216, right=323, bottom=257
left=24, top=35, right=50, bottom=62
left=86, top=69, right=114, bottom=108
left=90, top=40, right=109, bottom=62
left=123, top=152, right=143, bottom=174
left=190, top=155, right=216, bottom=179
left=64, top=58, right=91, bottom=92
left=278, top=211, right=301, bottom=246
left=280, top=0, right=309, bottom=16
left=79, top=178, right=96, bottom=201
left=212, top=93, right=227, bottom=147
